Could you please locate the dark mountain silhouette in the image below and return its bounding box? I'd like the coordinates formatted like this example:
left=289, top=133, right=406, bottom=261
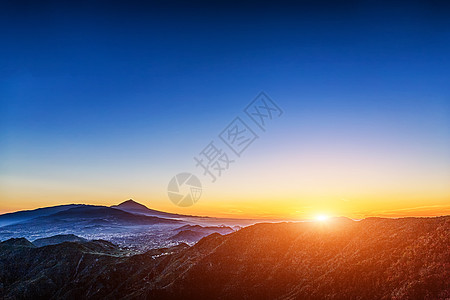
left=0, top=238, right=36, bottom=248
left=53, top=205, right=182, bottom=224
left=173, top=224, right=234, bottom=234
left=169, top=230, right=206, bottom=243
left=169, top=224, right=235, bottom=243
left=0, top=205, right=184, bottom=250
left=112, top=199, right=148, bottom=210
left=0, top=200, right=259, bottom=242
left=0, top=216, right=448, bottom=299
left=111, top=199, right=190, bottom=219
left=2, top=205, right=182, bottom=229
left=0, top=204, right=83, bottom=227
left=111, top=200, right=260, bottom=227
left=33, top=234, right=88, bottom=247
left=0, top=201, right=190, bottom=230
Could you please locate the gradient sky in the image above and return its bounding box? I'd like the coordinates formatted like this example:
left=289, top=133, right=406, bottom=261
left=1, top=0, right=449, bottom=218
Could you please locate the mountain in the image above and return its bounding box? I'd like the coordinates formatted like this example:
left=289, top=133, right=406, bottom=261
left=0, top=205, right=185, bottom=251
left=112, top=199, right=148, bottom=210
left=163, top=217, right=449, bottom=300
left=173, top=224, right=235, bottom=235
left=0, top=204, right=83, bottom=227
left=111, top=199, right=190, bottom=219
left=0, top=216, right=448, bottom=299
left=169, top=230, right=207, bottom=243
left=1, top=205, right=182, bottom=229
left=0, top=200, right=260, bottom=253
left=0, top=201, right=187, bottom=229
left=33, top=234, right=88, bottom=247
left=169, top=225, right=235, bottom=243
left=0, top=238, right=36, bottom=248
left=46, top=205, right=182, bottom=225
left=111, top=200, right=267, bottom=227
left=0, top=239, right=186, bottom=299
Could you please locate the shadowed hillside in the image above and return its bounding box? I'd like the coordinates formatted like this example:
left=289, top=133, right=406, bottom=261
left=0, top=216, right=448, bottom=299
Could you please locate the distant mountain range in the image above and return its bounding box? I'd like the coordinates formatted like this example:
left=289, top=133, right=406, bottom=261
left=0, top=200, right=239, bottom=251
left=0, top=204, right=84, bottom=227
left=0, top=200, right=186, bottom=228
left=32, top=234, right=88, bottom=247
left=111, top=199, right=190, bottom=219
left=40, top=205, right=182, bottom=225
left=169, top=224, right=235, bottom=243
left=0, top=216, right=448, bottom=299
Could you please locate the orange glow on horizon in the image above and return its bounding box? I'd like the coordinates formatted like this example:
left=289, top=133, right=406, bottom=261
left=1, top=169, right=449, bottom=218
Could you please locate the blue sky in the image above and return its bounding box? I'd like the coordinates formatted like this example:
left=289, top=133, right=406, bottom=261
left=0, top=0, right=449, bottom=216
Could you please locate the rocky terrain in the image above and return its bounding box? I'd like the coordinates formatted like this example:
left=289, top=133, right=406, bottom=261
left=0, top=216, right=448, bottom=299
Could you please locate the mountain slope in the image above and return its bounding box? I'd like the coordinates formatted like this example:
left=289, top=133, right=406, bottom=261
left=1, top=205, right=182, bottom=230
left=111, top=199, right=190, bottom=219
left=0, top=216, right=448, bottom=299
left=172, top=224, right=234, bottom=235
left=0, top=204, right=83, bottom=227
left=33, top=234, right=88, bottom=247
left=169, top=225, right=235, bottom=243
left=0, top=205, right=184, bottom=250
left=47, top=205, right=182, bottom=225
left=162, top=217, right=450, bottom=300
left=0, top=238, right=36, bottom=248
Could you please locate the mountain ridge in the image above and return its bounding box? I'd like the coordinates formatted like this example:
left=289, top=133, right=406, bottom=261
left=111, top=199, right=194, bottom=219
left=0, top=204, right=84, bottom=227
left=0, top=216, right=448, bottom=299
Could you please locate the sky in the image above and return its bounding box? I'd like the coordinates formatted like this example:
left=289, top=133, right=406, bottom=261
left=0, top=0, right=449, bottom=219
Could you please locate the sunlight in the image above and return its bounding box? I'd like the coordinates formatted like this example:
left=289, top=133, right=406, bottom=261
left=315, top=214, right=329, bottom=222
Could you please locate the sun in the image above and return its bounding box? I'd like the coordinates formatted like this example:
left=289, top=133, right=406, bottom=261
left=315, top=214, right=329, bottom=222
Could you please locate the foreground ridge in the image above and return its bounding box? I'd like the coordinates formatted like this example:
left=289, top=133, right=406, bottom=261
left=0, top=216, right=449, bottom=299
